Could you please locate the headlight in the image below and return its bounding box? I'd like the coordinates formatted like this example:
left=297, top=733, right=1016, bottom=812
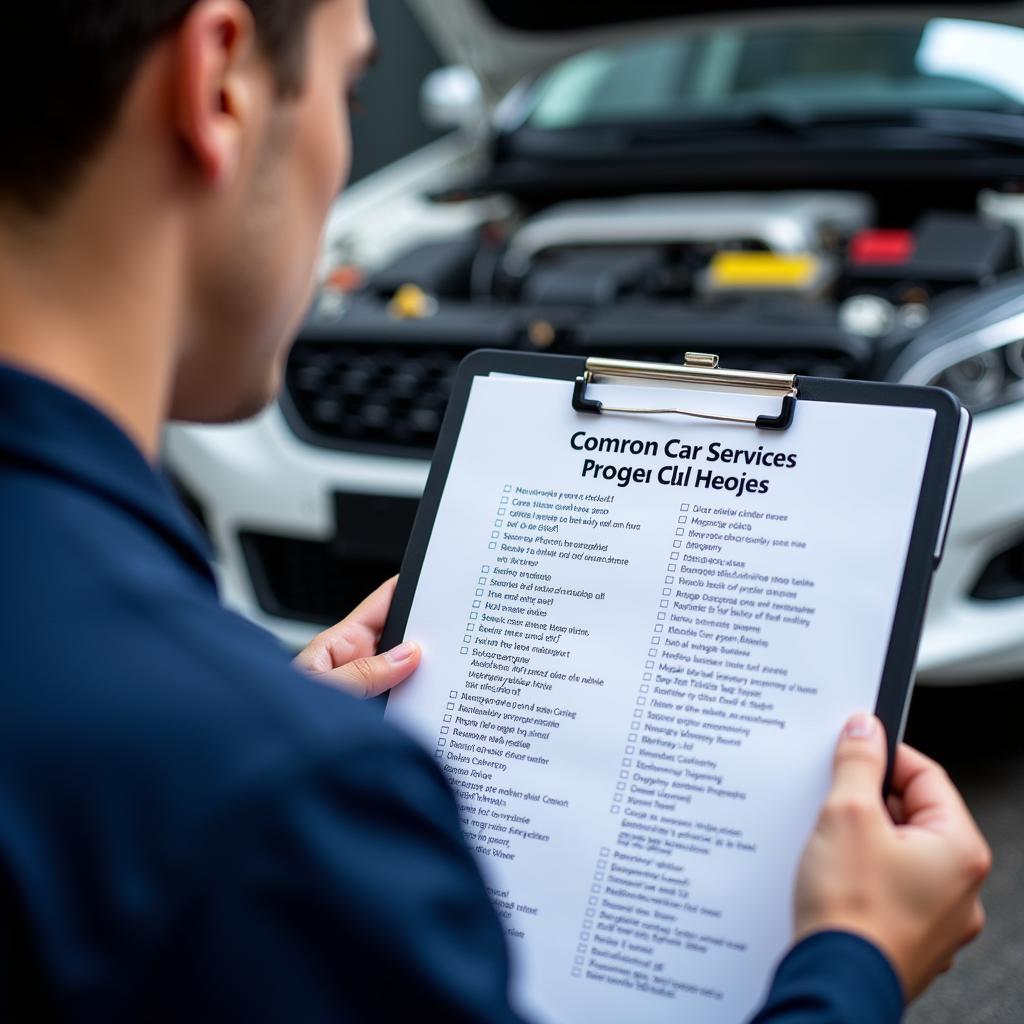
left=938, top=348, right=1009, bottom=410
left=929, top=340, right=1024, bottom=412
left=888, top=299, right=1024, bottom=413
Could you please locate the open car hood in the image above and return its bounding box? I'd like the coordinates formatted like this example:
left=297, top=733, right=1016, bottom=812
left=406, top=0, right=1024, bottom=100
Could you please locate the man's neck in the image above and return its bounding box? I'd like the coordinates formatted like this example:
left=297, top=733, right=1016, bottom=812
left=0, top=194, right=182, bottom=463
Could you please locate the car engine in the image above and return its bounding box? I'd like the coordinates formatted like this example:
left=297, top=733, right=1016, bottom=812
left=284, top=190, right=1020, bottom=456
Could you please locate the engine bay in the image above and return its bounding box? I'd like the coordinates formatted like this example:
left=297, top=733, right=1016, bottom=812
left=286, top=188, right=1024, bottom=455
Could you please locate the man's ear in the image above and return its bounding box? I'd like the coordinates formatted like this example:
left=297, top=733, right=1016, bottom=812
left=174, top=0, right=261, bottom=186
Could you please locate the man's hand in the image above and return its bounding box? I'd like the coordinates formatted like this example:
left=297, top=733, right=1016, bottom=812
left=293, top=576, right=421, bottom=699
left=794, top=713, right=991, bottom=1002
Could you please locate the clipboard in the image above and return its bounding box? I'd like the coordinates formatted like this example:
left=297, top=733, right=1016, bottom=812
left=382, top=349, right=970, bottom=773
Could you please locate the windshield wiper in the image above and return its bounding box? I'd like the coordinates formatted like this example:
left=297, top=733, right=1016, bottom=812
left=910, top=108, right=1024, bottom=149
left=628, top=107, right=1024, bottom=151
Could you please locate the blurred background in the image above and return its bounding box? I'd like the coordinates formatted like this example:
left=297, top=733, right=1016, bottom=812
left=165, top=3, right=1024, bottom=1019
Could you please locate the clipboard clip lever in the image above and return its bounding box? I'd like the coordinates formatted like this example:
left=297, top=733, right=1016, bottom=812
left=572, top=353, right=798, bottom=431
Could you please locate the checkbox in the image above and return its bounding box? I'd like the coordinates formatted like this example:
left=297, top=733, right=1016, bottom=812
left=466, top=624, right=474, bottom=631
left=494, top=520, right=502, bottom=528
left=500, top=496, right=508, bottom=504
left=434, top=749, right=443, bottom=759
left=478, top=576, right=486, bottom=585
left=657, top=612, right=665, bottom=620
left=446, top=702, right=455, bottom=710
left=475, top=588, right=483, bottom=596
left=611, top=805, right=620, bottom=813
left=628, top=734, right=637, bottom=743
left=594, top=872, right=605, bottom=881
left=675, top=528, right=684, bottom=536
left=575, top=955, right=584, bottom=965
left=613, top=793, right=623, bottom=802
left=591, top=884, right=600, bottom=893
left=678, top=516, right=688, bottom=524
left=571, top=968, right=581, bottom=977
left=440, top=726, right=449, bottom=735
left=662, top=588, right=671, bottom=596
left=600, top=847, right=610, bottom=856
left=460, top=647, right=468, bottom=655
left=623, top=758, right=632, bottom=766
left=680, top=504, right=690, bottom=512
left=637, top=697, right=647, bottom=706
left=619, top=770, right=629, bottom=779
left=654, top=623, right=663, bottom=632
left=472, top=600, right=481, bottom=608
left=659, top=599, right=668, bottom=608
left=504, top=485, right=512, bottom=492
left=470, top=612, right=478, bottom=619
left=670, top=551, right=679, bottom=560
left=651, top=637, right=660, bottom=645
left=491, top=531, right=499, bottom=539
left=640, top=684, right=649, bottom=693
left=443, top=714, right=452, bottom=722
left=626, top=745, right=635, bottom=754
left=645, top=660, right=654, bottom=669
left=673, top=540, right=682, bottom=548
left=666, top=565, right=675, bottom=574
left=598, top=858, right=607, bottom=868
left=437, top=738, right=446, bottom=746
left=616, top=781, right=625, bottom=790
left=482, top=565, right=491, bottom=572
left=449, top=690, right=458, bottom=698
left=589, top=895, right=598, bottom=904
left=577, top=943, right=587, bottom=954
left=580, top=930, right=590, bottom=941
left=586, top=906, right=597, bottom=917
left=664, top=576, right=673, bottom=584
left=463, top=635, right=472, bottom=644
left=648, top=648, right=657, bottom=657
left=643, top=673, right=651, bottom=681
left=488, top=542, right=496, bottom=549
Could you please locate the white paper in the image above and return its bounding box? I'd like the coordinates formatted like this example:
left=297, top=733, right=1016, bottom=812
left=386, top=375, right=935, bottom=1024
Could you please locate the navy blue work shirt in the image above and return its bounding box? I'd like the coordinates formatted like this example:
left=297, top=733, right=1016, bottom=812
left=0, top=362, right=903, bottom=1023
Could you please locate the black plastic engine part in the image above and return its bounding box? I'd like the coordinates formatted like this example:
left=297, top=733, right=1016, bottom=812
left=848, top=211, right=1017, bottom=291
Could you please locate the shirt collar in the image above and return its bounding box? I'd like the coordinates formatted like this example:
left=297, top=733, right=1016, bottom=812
left=0, top=361, right=216, bottom=587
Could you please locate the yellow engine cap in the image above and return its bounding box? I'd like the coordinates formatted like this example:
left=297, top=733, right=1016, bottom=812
left=708, top=251, right=820, bottom=289
left=388, top=283, right=438, bottom=319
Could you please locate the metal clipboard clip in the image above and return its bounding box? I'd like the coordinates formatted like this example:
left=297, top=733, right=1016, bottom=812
left=571, top=352, right=798, bottom=431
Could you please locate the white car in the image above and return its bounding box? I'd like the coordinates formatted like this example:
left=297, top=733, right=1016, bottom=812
left=166, top=1, right=1024, bottom=685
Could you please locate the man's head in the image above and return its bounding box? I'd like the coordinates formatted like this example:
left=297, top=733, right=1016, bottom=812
left=0, top=0, right=374, bottom=424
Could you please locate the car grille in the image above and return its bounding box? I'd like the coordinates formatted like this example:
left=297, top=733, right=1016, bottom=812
left=283, top=336, right=865, bottom=458
left=283, top=341, right=463, bottom=456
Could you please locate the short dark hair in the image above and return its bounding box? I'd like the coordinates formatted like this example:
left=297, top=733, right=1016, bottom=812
left=0, top=1, right=325, bottom=213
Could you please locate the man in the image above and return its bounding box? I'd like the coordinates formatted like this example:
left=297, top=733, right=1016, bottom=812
left=0, top=1, right=990, bottom=1021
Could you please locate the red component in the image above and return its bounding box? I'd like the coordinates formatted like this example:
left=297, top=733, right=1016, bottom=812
left=325, top=264, right=364, bottom=293
left=850, top=229, right=915, bottom=266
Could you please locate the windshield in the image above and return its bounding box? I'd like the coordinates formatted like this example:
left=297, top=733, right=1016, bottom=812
left=524, top=18, right=1024, bottom=129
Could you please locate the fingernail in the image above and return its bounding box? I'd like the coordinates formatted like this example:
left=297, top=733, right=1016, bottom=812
left=386, top=642, right=417, bottom=664
left=844, top=712, right=876, bottom=739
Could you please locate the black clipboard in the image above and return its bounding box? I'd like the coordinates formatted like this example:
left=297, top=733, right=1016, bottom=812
left=381, top=349, right=970, bottom=781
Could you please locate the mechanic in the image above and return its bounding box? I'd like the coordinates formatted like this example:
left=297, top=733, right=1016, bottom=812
left=0, top=1, right=991, bottom=1021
